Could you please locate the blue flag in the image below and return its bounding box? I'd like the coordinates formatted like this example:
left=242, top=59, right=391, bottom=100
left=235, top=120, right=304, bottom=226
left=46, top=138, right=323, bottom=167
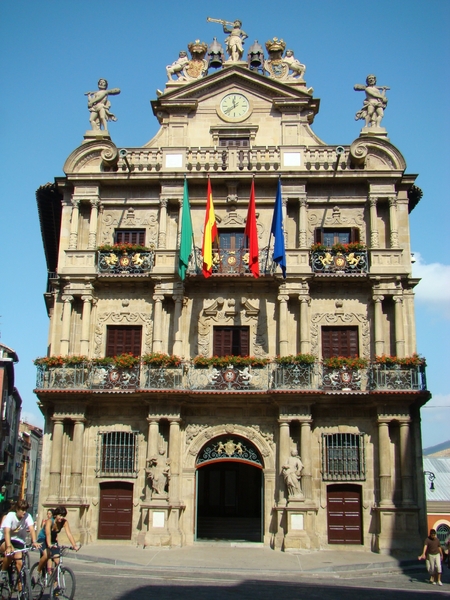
left=270, top=179, right=286, bottom=278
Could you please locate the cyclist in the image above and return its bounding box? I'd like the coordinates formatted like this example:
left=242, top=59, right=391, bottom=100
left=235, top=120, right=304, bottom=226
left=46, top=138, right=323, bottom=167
left=0, top=499, right=41, bottom=586
left=35, top=506, right=79, bottom=580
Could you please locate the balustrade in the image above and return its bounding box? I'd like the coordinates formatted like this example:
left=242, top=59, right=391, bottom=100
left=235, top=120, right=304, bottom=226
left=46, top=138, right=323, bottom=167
left=98, top=250, right=154, bottom=275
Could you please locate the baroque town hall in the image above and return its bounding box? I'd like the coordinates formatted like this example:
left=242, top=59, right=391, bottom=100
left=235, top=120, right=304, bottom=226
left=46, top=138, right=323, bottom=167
left=35, top=21, right=430, bottom=553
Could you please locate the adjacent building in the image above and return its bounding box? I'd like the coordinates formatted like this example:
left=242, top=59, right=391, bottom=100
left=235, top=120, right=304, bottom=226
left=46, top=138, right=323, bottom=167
left=34, top=27, right=430, bottom=553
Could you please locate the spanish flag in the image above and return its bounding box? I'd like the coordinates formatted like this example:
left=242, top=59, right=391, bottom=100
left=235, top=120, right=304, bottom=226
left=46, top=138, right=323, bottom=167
left=244, top=179, right=259, bottom=277
left=202, top=179, right=218, bottom=277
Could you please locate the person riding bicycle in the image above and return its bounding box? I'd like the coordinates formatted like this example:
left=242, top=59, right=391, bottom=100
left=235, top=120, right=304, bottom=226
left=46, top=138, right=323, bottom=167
left=35, top=506, right=79, bottom=580
left=0, top=499, right=40, bottom=587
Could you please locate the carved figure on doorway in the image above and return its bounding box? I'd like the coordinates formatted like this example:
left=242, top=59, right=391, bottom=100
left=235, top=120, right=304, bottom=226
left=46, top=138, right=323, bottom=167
left=282, top=449, right=304, bottom=499
left=146, top=448, right=170, bottom=498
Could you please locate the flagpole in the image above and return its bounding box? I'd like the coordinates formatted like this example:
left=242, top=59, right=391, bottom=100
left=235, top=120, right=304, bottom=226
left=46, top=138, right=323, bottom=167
left=185, top=175, right=199, bottom=274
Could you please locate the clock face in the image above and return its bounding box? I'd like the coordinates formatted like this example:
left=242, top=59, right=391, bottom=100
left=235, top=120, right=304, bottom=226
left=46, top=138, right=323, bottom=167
left=219, top=93, right=250, bottom=120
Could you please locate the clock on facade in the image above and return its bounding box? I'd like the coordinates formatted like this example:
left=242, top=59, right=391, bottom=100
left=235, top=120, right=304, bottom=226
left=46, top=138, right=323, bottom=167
left=218, top=93, right=251, bottom=121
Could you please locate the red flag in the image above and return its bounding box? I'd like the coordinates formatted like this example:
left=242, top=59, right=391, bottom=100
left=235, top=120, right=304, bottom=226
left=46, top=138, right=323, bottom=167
left=244, top=179, right=259, bottom=277
left=202, top=179, right=218, bottom=278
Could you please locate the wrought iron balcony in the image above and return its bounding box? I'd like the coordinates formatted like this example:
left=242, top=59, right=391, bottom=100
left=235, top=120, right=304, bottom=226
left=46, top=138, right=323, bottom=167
left=187, top=246, right=277, bottom=276
left=35, top=361, right=427, bottom=393
left=97, top=250, right=154, bottom=275
left=311, top=249, right=368, bottom=274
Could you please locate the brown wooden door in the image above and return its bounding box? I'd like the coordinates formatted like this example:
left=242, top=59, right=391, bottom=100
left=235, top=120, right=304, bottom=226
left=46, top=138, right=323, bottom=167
left=327, top=484, right=362, bottom=544
left=98, top=482, right=133, bottom=540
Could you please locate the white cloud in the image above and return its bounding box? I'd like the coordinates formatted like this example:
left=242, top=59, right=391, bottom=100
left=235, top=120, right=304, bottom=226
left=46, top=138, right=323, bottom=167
left=421, top=393, right=450, bottom=448
left=412, top=253, right=450, bottom=319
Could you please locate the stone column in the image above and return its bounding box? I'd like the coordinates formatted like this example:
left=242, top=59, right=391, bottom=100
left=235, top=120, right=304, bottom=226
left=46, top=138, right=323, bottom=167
left=298, top=196, right=308, bottom=248
left=168, top=419, right=181, bottom=505
left=369, top=196, right=379, bottom=248
left=378, top=419, right=392, bottom=506
left=48, top=418, right=64, bottom=502
left=68, top=418, right=85, bottom=502
left=373, top=295, right=385, bottom=355
left=278, top=294, right=289, bottom=357
left=158, top=198, right=168, bottom=249
left=145, top=418, right=160, bottom=500
left=69, top=199, right=80, bottom=250
left=278, top=420, right=290, bottom=505
left=88, top=198, right=100, bottom=249
left=80, top=295, right=93, bottom=355
left=394, top=296, right=405, bottom=358
left=388, top=196, right=399, bottom=249
left=172, top=294, right=183, bottom=356
left=399, top=420, right=414, bottom=505
left=60, top=295, right=73, bottom=355
left=152, top=294, right=164, bottom=352
left=300, top=420, right=312, bottom=500
left=299, top=297, right=310, bottom=353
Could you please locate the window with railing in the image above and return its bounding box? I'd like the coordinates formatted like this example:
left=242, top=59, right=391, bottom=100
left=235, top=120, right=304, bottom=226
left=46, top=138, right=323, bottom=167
left=96, top=431, right=139, bottom=477
left=322, top=432, right=366, bottom=481
left=114, top=229, right=145, bottom=246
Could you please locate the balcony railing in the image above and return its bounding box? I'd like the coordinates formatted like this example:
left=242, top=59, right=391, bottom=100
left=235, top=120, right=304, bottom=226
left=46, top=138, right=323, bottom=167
left=35, top=362, right=427, bottom=393
left=311, top=250, right=368, bottom=274
left=187, top=246, right=277, bottom=276
left=98, top=250, right=154, bottom=275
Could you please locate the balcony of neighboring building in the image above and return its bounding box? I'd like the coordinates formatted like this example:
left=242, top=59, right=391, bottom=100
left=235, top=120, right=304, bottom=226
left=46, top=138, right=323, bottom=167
left=34, top=355, right=427, bottom=394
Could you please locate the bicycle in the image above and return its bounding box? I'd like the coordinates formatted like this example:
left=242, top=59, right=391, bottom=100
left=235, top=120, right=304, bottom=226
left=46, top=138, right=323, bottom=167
left=0, top=545, right=33, bottom=600
left=30, top=546, right=76, bottom=600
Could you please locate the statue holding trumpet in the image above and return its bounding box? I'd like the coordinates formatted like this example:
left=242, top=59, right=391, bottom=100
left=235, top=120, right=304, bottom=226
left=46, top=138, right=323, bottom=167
left=207, top=17, right=248, bottom=62
left=85, top=78, right=121, bottom=131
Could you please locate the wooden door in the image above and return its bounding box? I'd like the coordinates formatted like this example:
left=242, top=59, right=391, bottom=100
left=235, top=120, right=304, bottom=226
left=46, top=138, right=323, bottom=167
left=327, top=484, right=362, bottom=544
left=98, top=482, right=133, bottom=540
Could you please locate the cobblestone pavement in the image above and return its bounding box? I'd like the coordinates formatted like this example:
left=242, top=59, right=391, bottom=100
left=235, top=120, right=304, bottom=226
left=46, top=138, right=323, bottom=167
left=63, top=559, right=450, bottom=600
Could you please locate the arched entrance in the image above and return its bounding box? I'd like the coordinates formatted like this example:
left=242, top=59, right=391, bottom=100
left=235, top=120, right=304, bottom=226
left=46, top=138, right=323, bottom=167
left=195, top=435, right=263, bottom=542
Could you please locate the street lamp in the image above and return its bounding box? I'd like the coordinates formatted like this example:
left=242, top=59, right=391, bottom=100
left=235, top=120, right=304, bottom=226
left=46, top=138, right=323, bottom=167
left=424, top=470, right=436, bottom=491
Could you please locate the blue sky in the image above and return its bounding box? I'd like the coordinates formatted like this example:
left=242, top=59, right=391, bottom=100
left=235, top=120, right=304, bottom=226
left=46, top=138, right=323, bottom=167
left=1, top=1, right=449, bottom=448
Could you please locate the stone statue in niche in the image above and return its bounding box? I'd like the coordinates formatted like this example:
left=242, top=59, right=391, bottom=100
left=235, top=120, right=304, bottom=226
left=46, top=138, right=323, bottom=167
left=146, top=447, right=171, bottom=499
left=282, top=448, right=304, bottom=499
left=85, top=78, right=120, bottom=131
left=354, top=74, right=389, bottom=129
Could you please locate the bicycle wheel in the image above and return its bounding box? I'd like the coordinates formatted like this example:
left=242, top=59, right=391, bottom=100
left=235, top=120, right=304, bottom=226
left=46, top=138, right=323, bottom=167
left=49, top=566, right=75, bottom=600
left=0, top=579, right=11, bottom=600
left=17, top=567, right=32, bottom=600
left=29, top=563, right=44, bottom=600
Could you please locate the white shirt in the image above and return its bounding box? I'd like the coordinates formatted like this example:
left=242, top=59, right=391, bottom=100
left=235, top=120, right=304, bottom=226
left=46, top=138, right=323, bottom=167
left=0, top=511, right=34, bottom=542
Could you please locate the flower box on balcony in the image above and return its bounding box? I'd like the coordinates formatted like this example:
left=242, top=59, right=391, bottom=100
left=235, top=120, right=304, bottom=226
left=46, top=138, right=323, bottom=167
left=141, top=353, right=182, bottom=368
left=192, top=355, right=269, bottom=369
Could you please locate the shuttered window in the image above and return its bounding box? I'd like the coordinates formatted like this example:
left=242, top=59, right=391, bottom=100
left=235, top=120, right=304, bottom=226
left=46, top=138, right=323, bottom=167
left=114, top=229, right=145, bottom=246
left=106, top=326, right=142, bottom=357
left=322, top=327, right=359, bottom=358
left=213, top=326, right=249, bottom=357
left=314, top=228, right=360, bottom=247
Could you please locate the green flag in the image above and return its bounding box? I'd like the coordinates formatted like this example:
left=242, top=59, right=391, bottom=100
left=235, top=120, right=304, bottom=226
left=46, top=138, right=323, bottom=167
left=178, top=179, right=194, bottom=280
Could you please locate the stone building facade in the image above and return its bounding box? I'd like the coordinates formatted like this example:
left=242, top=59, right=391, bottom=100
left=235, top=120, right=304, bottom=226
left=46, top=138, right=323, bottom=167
left=35, top=29, right=430, bottom=553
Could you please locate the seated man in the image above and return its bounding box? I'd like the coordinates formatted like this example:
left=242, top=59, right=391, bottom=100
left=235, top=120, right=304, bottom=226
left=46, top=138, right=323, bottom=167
left=0, top=499, right=40, bottom=588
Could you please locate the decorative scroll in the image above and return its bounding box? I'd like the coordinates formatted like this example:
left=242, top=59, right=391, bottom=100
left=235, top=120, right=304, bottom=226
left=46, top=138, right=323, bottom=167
left=196, top=435, right=263, bottom=466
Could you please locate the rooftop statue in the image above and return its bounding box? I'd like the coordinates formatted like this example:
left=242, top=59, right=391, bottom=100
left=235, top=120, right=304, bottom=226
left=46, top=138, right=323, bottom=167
left=85, top=79, right=120, bottom=132
left=283, top=49, right=305, bottom=81
left=165, top=41, right=208, bottom=84
left=354, top=74, right=389, bottom=130
left=207, top=17, right=248, bottom=62
left=166, top=51, right=189, bottom=81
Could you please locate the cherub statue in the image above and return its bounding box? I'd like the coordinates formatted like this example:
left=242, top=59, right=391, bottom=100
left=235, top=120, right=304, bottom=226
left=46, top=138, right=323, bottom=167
left=166, top=51, right=189, bottom=81
left=354, top=74, right=389, bottom=129
left=86, top=78, right=121, bottom=131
